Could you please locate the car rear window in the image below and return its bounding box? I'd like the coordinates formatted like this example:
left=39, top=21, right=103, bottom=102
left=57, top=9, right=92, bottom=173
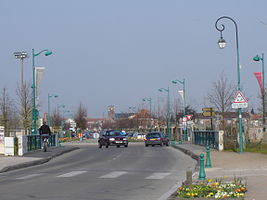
left=147, top=133, right=160, bottom=138
left=105, top=130, right=124, bottom=136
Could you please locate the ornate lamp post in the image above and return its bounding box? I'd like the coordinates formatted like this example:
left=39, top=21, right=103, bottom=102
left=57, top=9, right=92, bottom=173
left=32, top=49, right=52, bottom=135
left=253, top=54, right=265, bottom=131
left=158, top=87, right=171, bottom=139
left=172, top=79, right=187, bottom=141
left=142, top=97, right=152, bottom=132
left=215, top=16, right=243, bottom=153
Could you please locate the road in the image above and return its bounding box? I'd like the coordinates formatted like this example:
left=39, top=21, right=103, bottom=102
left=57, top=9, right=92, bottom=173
left=0, top=142, right=196, bottom=200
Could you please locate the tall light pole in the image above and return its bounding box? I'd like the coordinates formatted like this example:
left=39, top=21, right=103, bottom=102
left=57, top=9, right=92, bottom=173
left=253, top=53, right=265, bottom=131
left=129, top=106, right=136, bottom=113
left=32, top=49, right=53, bottom=135
left=14, top=51, right=28, bottom=88
left=48, top=94, right=58, bottom=127
left=158, top=87, right=171, bottom=139
left=215, top=16, right=243, bottom=153
left=172, top=79, right=187, bottom=141
left=142, top=97, right=152, bottom=132
left=62, top=110, right=70, bottom=131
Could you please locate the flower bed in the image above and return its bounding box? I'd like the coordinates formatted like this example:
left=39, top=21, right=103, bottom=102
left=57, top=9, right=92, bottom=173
left=59, top=137, right=80, bottom=143
left=168, top=177, right=246, bottom=199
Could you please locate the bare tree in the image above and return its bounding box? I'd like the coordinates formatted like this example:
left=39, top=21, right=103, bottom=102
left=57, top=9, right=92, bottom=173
left=207, top=73, right=235, bottom=113
left=51, top=109, right=61, bottom=127
left=0, top=87, right=16, bottom=136
left=16, top=82, right=32, bottom=133
left=74, top=103, right=87, bottom=130
left=206, top=73, right=235, bottom=130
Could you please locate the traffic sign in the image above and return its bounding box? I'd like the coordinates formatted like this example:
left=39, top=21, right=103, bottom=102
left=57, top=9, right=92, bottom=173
left=202, top=107, right=215, bottom=117
left=233, top=91, right=247, bottom=103
left=232, top=91, right=248, bottom=109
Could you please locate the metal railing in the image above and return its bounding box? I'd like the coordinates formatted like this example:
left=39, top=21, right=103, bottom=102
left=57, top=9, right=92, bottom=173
left=193, top=130, right=218, bottom=149
left=26, top=134, right=57, bottom=151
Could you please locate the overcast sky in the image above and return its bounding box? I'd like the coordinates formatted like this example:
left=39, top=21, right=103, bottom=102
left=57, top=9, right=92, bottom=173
left=1, top=0, right=267, bottom=117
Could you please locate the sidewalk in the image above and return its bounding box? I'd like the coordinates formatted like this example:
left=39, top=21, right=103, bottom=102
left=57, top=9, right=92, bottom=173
left=173, top=142, right=267, bottom=200
left=0, top=145, right=79, bottom=173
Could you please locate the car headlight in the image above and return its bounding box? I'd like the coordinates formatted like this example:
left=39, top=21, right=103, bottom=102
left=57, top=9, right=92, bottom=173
left=123, top=138, right=127, bottom=141
left=109, top=138, right=115, bottom=141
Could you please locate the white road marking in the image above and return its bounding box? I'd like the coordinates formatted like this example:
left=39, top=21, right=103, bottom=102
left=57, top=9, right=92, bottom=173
left=145, top=173, right=171, bottom=180
left=57, top=171, right=87, bottom=178
left=17, top=173, right=43, bottom=180
left=100, top=171, right=127, bottom=178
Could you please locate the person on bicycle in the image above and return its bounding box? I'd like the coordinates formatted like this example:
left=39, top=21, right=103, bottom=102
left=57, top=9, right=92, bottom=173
left=39, top=121, right=51, bottom=135
left=39, top=121, right=51, bottom=152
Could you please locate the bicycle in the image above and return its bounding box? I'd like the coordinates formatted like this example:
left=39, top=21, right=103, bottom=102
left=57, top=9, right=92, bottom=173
left=41, top=134, right=49, bottom=152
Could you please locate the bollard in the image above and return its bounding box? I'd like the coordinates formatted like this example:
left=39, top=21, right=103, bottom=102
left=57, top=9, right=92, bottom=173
left=198, top=153, right=206, bottom=180
left=205, top=145, right=212, bottom=168
left=178, top=139, right=182, bottom=144
left=186, top=168, right=192, bottom=185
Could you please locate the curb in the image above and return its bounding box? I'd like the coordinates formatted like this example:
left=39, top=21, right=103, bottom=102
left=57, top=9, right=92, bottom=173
left=171, top=145, right=200, bottom=171
left=0, top=146, right=79, bottom=173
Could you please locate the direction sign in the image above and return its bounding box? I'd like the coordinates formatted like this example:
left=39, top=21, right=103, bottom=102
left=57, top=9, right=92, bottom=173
left=202, top=107, right=215, bottom=117
left=232, top=91, right=248, bottom=109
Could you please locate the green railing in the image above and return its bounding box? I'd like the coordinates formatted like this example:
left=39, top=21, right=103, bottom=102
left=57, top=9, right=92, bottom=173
left=193, top=130, right=218, bottom=149
left=26, top=134, right=57, bottom=151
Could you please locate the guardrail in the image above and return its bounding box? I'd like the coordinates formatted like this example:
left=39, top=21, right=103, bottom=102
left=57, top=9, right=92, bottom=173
left=193, top=130, right=218, bottom=149
left=26, top=134, right=57, bottom=151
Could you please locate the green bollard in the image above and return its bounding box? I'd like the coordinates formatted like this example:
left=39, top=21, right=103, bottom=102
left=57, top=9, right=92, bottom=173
left=205, top=146, right=212, bottom=168
left=198, top=153, right=206, bottom=180
left=178, top=139, right=182, bottom=144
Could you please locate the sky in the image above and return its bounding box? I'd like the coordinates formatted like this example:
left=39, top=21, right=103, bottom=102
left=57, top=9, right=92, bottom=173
left=1, top=0, right=267, bottom=118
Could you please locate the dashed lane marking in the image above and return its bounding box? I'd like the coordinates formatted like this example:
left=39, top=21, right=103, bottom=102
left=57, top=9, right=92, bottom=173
left=57, top=171, right=87, bottom=178
left=99, top=171, right=128, bottom=178
left=145, top=173, right=171, bottom=180
left=16, top=173, right=43, bottom=180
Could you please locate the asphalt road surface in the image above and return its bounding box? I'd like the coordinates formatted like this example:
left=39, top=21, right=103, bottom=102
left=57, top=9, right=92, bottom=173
left=0, top=142, right=196, bottom=200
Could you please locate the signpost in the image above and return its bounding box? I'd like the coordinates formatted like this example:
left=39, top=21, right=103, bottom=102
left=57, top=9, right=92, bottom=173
left=202, top=108, right=215, bottom=129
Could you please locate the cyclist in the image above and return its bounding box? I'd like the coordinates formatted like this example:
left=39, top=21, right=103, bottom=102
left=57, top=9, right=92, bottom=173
left=39, top=121, right=51, bottom=152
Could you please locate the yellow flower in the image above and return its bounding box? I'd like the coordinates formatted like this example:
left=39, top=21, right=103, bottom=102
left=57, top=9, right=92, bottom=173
left=208, top=179, right=213, bottom=182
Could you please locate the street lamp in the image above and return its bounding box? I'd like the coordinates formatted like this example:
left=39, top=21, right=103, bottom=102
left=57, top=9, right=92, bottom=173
left=142, top=97, right=152, bottom=132
left=253, top=53, right=265, bottom=131
left=32, top=49, right=53, bottom=135
left=172, top=79, right=187, bottom=141
left=215, top=16, right=244, bottom=153
left=48, top=93, right=58, bottom=127
left=14, top=51, right=28, bottom=88
left=61, top=110, right=70, bottom=131
left=129, top=106, right=137, bottom=113
left=158, top=87, right=171, bottom=140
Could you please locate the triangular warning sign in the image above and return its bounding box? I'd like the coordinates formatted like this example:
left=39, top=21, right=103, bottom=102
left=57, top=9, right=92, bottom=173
left=233, top=91, right=247, bottom=103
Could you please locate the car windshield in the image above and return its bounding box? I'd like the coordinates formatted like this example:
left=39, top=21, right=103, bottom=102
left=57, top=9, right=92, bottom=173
left=105, top=130, right=124, bottom=136
left=146, top=133, right=161, bottom=138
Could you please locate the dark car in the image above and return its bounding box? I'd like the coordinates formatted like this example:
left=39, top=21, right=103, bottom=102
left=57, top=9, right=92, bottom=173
left=144, top=132, right=169, bottom=147
left=98, top=130, right=128, bottom=148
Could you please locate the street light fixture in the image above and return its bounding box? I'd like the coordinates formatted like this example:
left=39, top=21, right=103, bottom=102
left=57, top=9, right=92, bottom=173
left=142, top=97, right=152, bottom=132
left=172, top=79, right=187, bottom=141
left=14, top=51, right=28, bottom=88
left=61, top=110, right=70, bottom=131
left=158, top=87, right=171, bottom=140
left=48, top=93, right=58, bottom=127
left=32, top=49, right=53, bottom=135
left=215, top=16, right=244, bottom=153
left=253, top=53, right=265, bottom=131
